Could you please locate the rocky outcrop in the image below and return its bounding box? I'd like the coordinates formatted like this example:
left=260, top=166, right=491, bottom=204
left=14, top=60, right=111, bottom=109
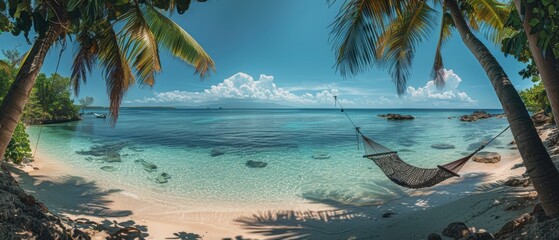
left=460, top=111, right=504, bottom=122
left=504, top=177, right=531, bottom=187
left=0, top=164, right=72, bottom=239
left=377, top=113, right=415, bottom=120
left=211, top=148, right=226, bottom=157
left=472, top=152, right=501, bottom=163
left=531, top=111, right=550, bottom=126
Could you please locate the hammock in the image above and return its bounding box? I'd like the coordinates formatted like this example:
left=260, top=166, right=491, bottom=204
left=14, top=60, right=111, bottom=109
left=334, top=96, right=509, bottom=189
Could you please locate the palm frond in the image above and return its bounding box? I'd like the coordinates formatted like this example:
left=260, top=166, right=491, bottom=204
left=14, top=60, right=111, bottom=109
left=0, top=60, right=9, bottom=74
left=145, top=5, right=214, bottom=77
left=71, top=29, right=98, bottom=95
left=432, top=6, right=453, bottom=88
left=96, top=23, right=135, bottom=123
left=464, top=0, right=509, bottom=43
left=376, top=1, right=438, bottom=94
left=119, top=4, right=161, bottom=86
left=330, top=0, right=412, bottom=77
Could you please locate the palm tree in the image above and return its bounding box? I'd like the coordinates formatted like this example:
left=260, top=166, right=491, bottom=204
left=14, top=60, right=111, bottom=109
left=0, top=0, right=214, bottom=161
left=512, top=0, right=559, bottom=123
left=331, top=0, right=559, bottom=217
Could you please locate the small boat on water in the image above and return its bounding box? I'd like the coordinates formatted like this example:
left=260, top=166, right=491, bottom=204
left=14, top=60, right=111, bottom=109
left=94, top=113, right=107, bottom=119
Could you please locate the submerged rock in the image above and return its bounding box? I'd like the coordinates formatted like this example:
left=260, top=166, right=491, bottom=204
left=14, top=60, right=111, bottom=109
left=136, top=159, right=157, bottom=172
left=472, top=151, right=501, bottom=163
left=378, top=113, right=415, bottom=120
left=382, top=212, right=395, bottom=218
left=312, top=152, right=331, bottom=159
left=102, top=152, right=121, bottom=163
left=431, top=144, right=455, bottom=150
left=210, top=148, right=226, bottom=157
left=100, top=166, right=116, bottom=172
left=427, top=233, right=442, bottom=240
left=76, top=142, right=128, bottom=157
left=245, top=160, right=268, bottom=168
left=154, top=173, right=171, bottom=184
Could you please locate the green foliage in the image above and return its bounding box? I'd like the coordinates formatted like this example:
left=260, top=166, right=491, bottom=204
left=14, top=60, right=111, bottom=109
left=79, top=96, right=94, bottom=114
left=4, top=122, right=31, bottom=164
left=23, top=73, right=80, bottom=124
left=519, top=81, right=549, bottom=113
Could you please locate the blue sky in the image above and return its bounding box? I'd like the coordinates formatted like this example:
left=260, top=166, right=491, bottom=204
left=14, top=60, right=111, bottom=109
left=0, top=0, right=532, bottom=109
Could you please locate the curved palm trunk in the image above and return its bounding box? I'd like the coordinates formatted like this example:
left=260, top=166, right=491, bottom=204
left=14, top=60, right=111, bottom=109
left=0, top=11, right=67, bottom=160
left=445, top=0, right=559, bottom=217
left=514, top=0, right=559, bottom=124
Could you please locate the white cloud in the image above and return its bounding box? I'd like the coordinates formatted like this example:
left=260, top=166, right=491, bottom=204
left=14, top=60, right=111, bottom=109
left=405, top=69, right=476, bottom=104
left=127, top=72, right=351, bottom=106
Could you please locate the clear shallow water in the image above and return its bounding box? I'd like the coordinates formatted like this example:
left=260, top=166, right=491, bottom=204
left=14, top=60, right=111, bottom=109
left=27, top=108, right=515, bottom=206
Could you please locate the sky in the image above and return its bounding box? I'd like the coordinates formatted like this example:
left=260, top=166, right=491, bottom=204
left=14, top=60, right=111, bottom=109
left=0, top=0, right=533, bottom=109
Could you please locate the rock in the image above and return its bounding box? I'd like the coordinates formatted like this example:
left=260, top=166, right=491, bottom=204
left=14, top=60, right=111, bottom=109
left=382, top=212, right=395, bottom=218
left=504, top=177, right=531, bottom=187
left=137, top=159, right=157, bottom=172
left=472, top=152, right=501, bottom=163
left=0, top=165, right=74, bottom=239
left=511, top=163, right=524, bottom=170
left=428, top=233, right=442, bottom=240
left=312, top=152, right=331, bottom=159
left=460, top=111, right=503, bottom=122
left=155, top=175, right=168, bottom=184
left=494, top=213, right=533, bottom=239
left=442, top=222, right=470, bottom=239
left=431, top=144, right=456, bottom=149
left=102, top=152, right=121, bottom=163
left=100, top=166, right=116, bottom=172
left=160, top=173, right=171, bottom=179
left=378, top=113, right=415, bottom=120
left=245, top=160, right=268, bottom=168
left=531, top=111, right=550, bottom=126
left=33, top=167, right=39, bottom=170
left=472, top=232, right=494, bottom=240
left=210, top=148, right=226, bottom=157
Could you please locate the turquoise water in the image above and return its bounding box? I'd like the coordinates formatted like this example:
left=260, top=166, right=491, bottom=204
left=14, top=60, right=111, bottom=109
left=27, top=108, right=515, bottom=206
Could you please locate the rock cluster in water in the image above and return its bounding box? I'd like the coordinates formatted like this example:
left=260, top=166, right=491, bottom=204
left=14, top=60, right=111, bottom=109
left=377, top=113, right=415, bottom=120
left=135, top=159, right=158, bottom=172
left=245, top=160, right=268, bottom=168
left=459, top=111, right=505, bottom=122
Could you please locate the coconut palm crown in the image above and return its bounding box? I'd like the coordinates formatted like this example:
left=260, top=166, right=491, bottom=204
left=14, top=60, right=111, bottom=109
left=330, top=0, right=508, bottom=94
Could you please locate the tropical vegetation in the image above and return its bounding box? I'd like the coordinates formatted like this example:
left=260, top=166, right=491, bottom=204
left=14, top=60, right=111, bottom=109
left=0, top=0, right=214, bottom=163
left=330, top=0, right=559, bottom=217
left=79, top=96, right=94, bottom=114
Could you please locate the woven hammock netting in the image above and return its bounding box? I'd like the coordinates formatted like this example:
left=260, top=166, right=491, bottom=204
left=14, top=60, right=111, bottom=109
left=361, top=135, right=473, bottom=189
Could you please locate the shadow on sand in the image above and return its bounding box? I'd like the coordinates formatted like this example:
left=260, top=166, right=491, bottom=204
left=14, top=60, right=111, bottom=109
left=233, top=172, right=530, bottom=239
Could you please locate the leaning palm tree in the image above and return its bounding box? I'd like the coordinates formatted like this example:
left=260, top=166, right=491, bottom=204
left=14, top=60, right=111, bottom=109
left=331, top=0, right=559, bottom=217
left=0, top=0, right=214, bottom=161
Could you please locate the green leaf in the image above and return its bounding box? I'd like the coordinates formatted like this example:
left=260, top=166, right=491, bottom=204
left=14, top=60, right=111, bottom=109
left=529, top=18, right=540, bottom=27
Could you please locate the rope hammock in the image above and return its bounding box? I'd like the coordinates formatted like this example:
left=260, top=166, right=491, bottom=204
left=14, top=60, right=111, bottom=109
left=334, top=96, right=510, bottom=189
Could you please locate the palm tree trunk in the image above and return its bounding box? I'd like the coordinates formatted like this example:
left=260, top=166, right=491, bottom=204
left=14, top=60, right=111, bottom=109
left=445, top=0, right=559, bottom=217
left=0, top=8, right=67, bottom=160
left=514, top=0, right=559, bottom=124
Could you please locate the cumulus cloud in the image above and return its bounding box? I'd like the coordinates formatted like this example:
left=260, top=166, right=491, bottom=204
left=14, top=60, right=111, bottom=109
left=405, top=69, right=476, bottom=103
left=127, top=72, right=348, bottom=106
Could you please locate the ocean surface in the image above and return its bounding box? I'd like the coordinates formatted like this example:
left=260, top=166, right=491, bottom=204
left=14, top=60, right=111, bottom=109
left=27, top=108, right=516, bottom=207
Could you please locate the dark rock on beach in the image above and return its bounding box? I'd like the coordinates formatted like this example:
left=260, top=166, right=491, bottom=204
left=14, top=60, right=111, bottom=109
left=472, top=151, right=501, bottom=163
left=246, top=160, right=268, bottom=168
left=442, top=222, right=470, bottom=239
left=531, top=111, right=550, bottom=126
left=378, top=113, right=415, bottom=120
left=431, top=144, right=455, bottom=149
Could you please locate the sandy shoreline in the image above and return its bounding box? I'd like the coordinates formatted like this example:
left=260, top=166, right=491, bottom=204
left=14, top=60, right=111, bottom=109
left=10, top=134, right=540, bottom=239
